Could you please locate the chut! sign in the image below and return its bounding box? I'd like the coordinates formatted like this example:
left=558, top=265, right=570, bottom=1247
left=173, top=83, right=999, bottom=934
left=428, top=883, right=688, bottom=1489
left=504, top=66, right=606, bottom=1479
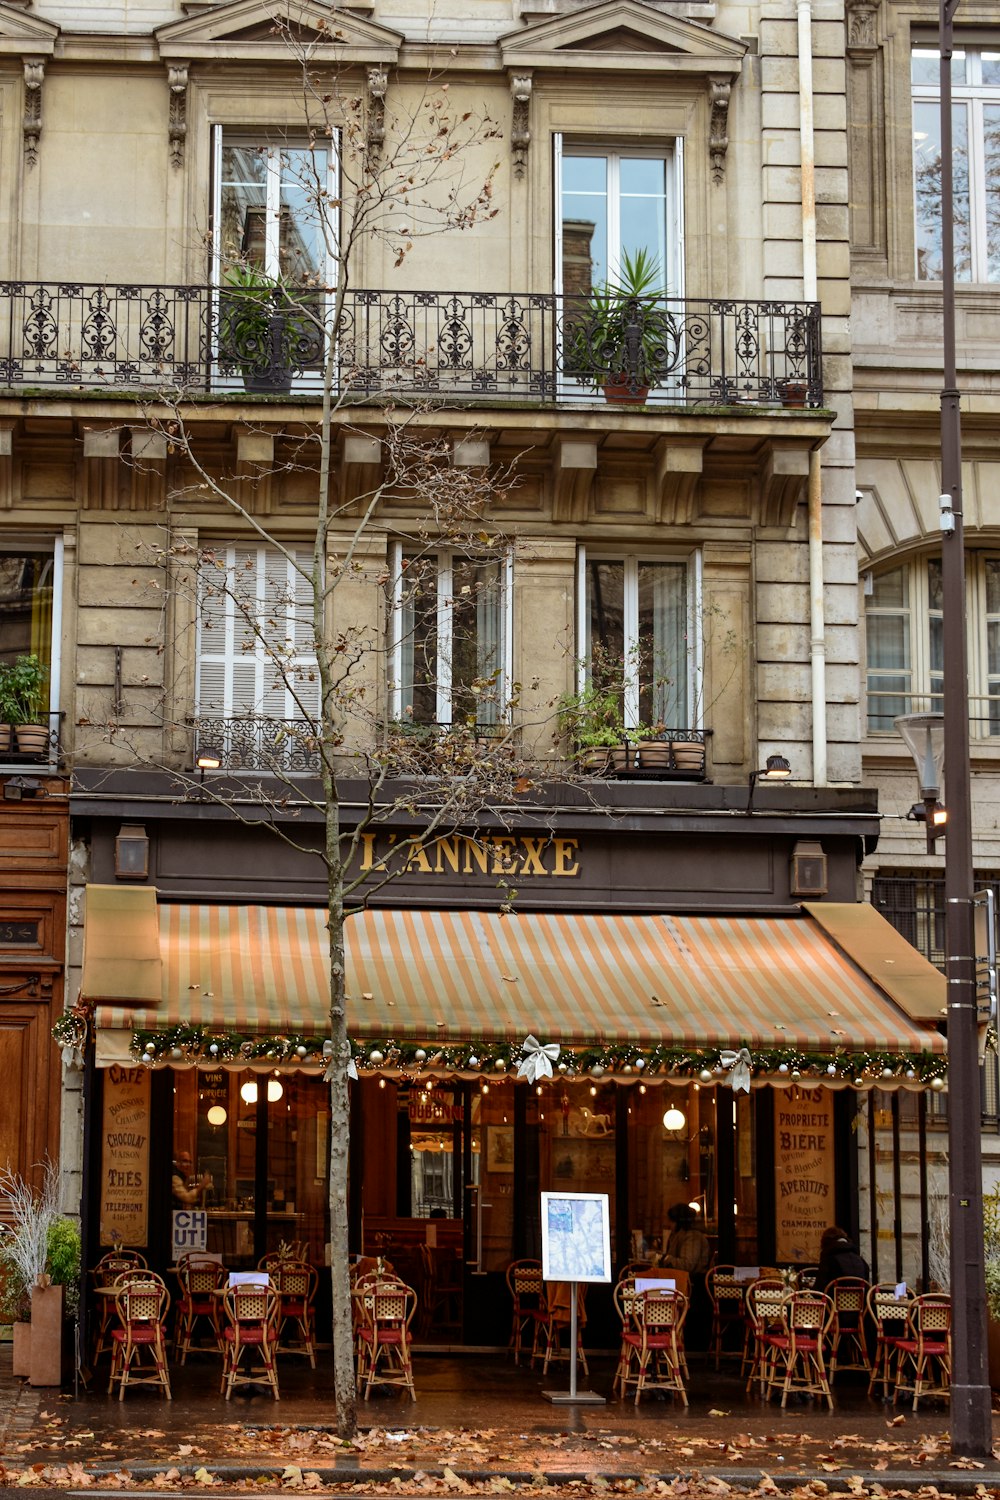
left=358, top=833, right=581, bottom=879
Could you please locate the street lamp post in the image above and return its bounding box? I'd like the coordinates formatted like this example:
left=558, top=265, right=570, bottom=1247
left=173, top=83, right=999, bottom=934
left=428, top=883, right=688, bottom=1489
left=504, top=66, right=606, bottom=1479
left=938, top=0, right=992, bottom=1455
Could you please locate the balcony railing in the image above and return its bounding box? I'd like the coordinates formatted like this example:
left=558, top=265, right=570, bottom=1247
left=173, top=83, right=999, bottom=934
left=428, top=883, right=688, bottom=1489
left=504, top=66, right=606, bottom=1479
left=0, top=281, right=823, bottom=407
left=196, top=717, right=321, bottom=775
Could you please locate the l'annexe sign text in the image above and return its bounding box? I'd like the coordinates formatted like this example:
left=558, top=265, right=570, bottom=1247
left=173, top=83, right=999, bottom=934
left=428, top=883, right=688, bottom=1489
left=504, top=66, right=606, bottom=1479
left=358, top=833, right=581, bottom=879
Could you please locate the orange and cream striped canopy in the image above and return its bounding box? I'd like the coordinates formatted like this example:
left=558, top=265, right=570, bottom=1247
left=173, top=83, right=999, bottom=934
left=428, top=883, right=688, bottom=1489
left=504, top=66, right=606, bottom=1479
left=94, top=903, right=945, bottom=1056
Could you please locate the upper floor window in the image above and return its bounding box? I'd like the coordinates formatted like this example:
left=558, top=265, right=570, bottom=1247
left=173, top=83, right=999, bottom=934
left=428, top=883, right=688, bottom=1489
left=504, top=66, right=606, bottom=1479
left=196, top=544, right=320, bottom=726
left=912, top=46, right=1000, bottom=281
left=0, top=543, right=60, bottom=761
left=556, top=143, right=683, bottom=301
left=214, top=131, right=335, bottom=284
left=580, top=549, right=698, bottom=730
left=387, top=545, right=512, bottom=728
left=865, top=552, right=1000, bottom=735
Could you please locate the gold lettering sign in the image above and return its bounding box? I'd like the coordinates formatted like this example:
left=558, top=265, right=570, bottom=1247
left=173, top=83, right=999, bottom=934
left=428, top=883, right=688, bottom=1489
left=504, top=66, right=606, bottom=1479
left=773, top=1085, right=835, bottom=1263
left=99, top=1065, right=151, bottom=1248
left=359, top=833, right=581, bottom=879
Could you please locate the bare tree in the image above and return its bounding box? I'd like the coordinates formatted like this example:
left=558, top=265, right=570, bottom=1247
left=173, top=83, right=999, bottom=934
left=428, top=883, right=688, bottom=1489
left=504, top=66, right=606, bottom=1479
left=87, top=4, right=548, bottom=1437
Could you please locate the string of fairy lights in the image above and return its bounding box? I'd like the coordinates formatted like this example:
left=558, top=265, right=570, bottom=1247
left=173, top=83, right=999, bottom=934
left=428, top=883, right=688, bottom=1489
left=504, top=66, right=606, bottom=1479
left=51, top=1007, right=948, bottom=1089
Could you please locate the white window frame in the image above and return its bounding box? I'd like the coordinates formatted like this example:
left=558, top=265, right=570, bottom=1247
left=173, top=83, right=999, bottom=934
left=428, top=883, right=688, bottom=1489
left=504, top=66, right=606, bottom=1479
left=210, top=128, right=340, bottom=390
left=195, top=543, right=319, bottom=725
left=388, top=542, right=513, bottom=726
left=576, top=545, right=702, bottom=731
left=865, top=551, right=1000, bottom=736
left=912, top=44, right=1000, bottom=283
left=554, top=136, right=685, bottom=401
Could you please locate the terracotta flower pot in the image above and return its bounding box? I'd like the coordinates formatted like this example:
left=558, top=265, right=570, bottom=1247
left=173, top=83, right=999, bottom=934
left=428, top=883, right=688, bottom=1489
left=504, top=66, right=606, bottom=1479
left=29, top=1283, right=64, bottom=1387
left=603, top=376, right=649, bottom=405
left=576, top=746, right=610, bottom=776
left=637, top=740, right=671, bottom=770
left=15, top=722, right=49, bottom=757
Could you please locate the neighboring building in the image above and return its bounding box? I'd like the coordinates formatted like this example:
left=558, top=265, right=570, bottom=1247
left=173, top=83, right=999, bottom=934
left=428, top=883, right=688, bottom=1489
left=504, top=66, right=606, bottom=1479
left=0, top=0, right=950, bottom=1347
left=850, top=1, right=1000, bottom=1244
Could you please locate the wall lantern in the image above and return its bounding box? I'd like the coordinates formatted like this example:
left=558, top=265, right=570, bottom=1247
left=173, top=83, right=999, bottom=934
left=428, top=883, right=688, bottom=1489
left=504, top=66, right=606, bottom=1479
left=790, top=840, right=828, bottom=897
left=207, top=1104, right=227, bottom=1126
left=747, top=754, right=792, bottom=813
left=114, top=823, right=149, bottom=880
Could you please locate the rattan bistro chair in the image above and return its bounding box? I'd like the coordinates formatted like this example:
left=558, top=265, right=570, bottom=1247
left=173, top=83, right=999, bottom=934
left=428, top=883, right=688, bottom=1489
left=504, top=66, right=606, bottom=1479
left=762, top=1289, right=835, bottom=1409
left=706, top=1266, right=746, bottom=1369
left=273, top=1258, right=318, bottom=1368
left=108, top=1273, right=172, bottom=1401
left=826, top=1276, right=871, bottom=1379
left=893, top=1293, right=952, bottom=1410
left=505, top=1258, right=544, bottom=1364
left=220, top=1282, right=280, bottom=1400
left=632, top=1288, right=689, bottom=1406
left=174, top=1255, right=225, bottom=1364
left=867, top=1282, right=914, bottom=1399
left=356, top=1278, right=418, bottom=1400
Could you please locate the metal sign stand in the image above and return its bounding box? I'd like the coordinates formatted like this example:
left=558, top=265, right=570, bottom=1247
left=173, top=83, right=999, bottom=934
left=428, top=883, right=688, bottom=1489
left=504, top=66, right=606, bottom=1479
left=542, top=1281, right=606, bottom=1405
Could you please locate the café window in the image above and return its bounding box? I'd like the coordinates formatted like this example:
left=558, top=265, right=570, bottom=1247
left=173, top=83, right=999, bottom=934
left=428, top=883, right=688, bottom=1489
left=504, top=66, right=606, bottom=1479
left=912, top=45, right=1000, bottom=282
left=579, top=548, right=699, bottom=731
left=172, top=1068, right=330, bottom=1268
left=387, top=544, right=513, bottom=727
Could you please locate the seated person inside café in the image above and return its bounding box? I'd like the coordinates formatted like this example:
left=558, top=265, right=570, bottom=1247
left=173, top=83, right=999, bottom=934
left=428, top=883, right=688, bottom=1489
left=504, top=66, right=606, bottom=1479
left=172, top=1151, right=211, bottom=1207
left=660, top=1201, right=711, bottom=1272
left=814, top=1224, right=869, bottom=1290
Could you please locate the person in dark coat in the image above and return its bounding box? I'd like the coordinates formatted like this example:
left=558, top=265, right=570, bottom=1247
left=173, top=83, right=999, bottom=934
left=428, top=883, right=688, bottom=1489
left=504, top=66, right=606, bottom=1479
left=814, top=1225, right=870, bottom=1290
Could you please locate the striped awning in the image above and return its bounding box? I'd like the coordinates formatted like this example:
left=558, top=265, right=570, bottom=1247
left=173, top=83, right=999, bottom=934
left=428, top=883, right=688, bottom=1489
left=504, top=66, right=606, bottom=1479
left=92, top=902, right=945, bottom=1062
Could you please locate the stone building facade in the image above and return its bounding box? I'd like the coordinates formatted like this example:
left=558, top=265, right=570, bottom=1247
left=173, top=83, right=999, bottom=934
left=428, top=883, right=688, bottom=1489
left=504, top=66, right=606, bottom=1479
left=0, top=0, right=957, bottom=1305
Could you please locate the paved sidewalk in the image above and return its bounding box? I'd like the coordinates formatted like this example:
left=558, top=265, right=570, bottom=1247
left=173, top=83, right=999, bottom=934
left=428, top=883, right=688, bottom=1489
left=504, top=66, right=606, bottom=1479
left=0, top=1344, right=997, bottom=1489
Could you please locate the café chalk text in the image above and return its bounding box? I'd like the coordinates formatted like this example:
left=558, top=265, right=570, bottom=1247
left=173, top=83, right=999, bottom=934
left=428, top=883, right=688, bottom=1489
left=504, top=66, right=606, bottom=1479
left=359, top=833, right=581, bottom=879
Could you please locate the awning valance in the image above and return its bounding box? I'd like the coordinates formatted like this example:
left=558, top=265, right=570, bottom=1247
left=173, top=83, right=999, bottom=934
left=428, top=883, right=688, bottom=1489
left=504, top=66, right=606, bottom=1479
left=90, top=899, right=946, bottom=1067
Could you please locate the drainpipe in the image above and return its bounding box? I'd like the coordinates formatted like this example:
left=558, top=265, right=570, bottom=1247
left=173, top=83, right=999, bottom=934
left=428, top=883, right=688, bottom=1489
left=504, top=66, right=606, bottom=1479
left=797, top=0, right=828, bottom=786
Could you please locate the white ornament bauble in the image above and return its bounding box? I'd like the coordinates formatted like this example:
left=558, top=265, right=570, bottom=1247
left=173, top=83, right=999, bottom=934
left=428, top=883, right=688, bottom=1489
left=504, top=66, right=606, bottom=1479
left=468, top=1055, right=479, bottom=1070
left=415, top=1049, right=427, bottom=1064
left=144, top=1042, right=155, bottom=1055
left=791, top=1069, right=801, bottom=1082
left=930, top=1076, right=945, bottom=1092
left=558, top=1060, right=567, bottom=1073
left=171, top=1048, right=183, bottom=1062
left=854, top=1076, right=864, bottom=1087
left=699, top=1068, right=713, bottom=1083
left=905, top=1068, right=916, bottom=1079
left=591, top=1063, right=604, bottom=1078
left=209, top=1043, right=219, bottom=1056
left=635, top=1057, right=646, bottom=1071
left=369, top=1049, right=384, bottom=1067
left=622, top=1064, right=632, bottom=1075
left=881, top=1066, right=893, bottom=1079
left=296, top=1045, right=308, bottom=1059
left=778, top=1062, right=789, bottom=1074
left=826, top=1063, right=836, bottom=1076
left=495, top=1058, right=507, bottom=1072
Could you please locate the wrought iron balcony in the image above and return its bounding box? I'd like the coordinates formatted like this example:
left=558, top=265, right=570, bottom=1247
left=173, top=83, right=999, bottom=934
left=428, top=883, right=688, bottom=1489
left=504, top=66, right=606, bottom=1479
left=195, top=717, right=322, bottom=775
left=0, top=281, right=824, bottom=407
left=0, top=711, right=62, bottom=769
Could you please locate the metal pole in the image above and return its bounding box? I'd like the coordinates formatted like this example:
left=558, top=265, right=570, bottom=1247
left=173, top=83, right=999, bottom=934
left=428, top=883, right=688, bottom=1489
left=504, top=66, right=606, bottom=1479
left=939, top=0, right=992, bottom=1454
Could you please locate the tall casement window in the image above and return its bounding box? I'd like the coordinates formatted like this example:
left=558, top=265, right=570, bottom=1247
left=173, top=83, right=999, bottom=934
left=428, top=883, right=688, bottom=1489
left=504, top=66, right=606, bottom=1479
left=579, top=550, right=699, bottom=730
left=196, top=545, right=320, bottom=729
left=213, top=131, right=336, bottom=283
left=865, top=553, right=1000, bottom=735
left=556, top=141, right=684, bottom=300
left=912, top=46, right=1000, bottom=281
left=387, top=545, right=512, bottom=727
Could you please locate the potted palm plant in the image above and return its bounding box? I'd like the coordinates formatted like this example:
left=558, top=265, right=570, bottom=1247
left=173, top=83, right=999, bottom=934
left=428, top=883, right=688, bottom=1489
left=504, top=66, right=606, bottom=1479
left=218, top=265, right=321, bottom=395
left=564, top=248, right=678, bottom=405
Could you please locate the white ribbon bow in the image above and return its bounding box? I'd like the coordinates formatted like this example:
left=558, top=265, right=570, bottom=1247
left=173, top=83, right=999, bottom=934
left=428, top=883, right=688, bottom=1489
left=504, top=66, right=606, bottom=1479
left=720, top=1046, right=753, bottom=1093
left=517, top=1034, right=560, bottom=1083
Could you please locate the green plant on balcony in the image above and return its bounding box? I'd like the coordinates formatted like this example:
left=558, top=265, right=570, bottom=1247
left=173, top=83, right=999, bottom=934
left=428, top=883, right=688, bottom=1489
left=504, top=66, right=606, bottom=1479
left=0, top=653, right=49, bottom=756
left=219, top=264, right=321, bottom=395
left=564, top=248, right=679, bottom=404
